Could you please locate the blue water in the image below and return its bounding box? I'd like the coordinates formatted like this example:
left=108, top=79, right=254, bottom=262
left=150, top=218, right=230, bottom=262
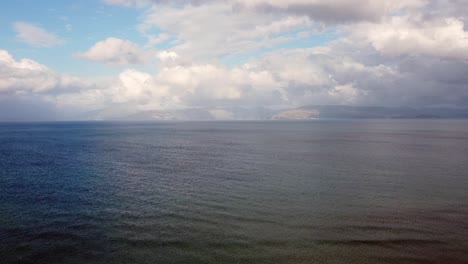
left=1, top=120, right=468, bottom=263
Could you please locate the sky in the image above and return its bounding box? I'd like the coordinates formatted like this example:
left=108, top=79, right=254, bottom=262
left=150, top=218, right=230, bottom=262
left=1, top=0, right=468, bottom=120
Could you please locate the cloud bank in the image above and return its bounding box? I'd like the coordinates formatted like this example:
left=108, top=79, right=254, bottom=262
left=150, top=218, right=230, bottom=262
left=2, top=0, right=468, bottom=120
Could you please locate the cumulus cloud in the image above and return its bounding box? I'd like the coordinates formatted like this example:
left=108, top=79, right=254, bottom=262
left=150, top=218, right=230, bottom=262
left=138, top=2, right=312, bottom=60
left=107, top=0, right=426, bottom=25
left=0, top=50, right=86, bottom=93
left=13, top=22, right=63, bottom=48
left=3, top=0, right=468, bottom=120
left=126, top=0, right=429, bottom=62
left=352, top=16, right=468, bottom=60
left=0, top=50, right=100, bottom=120
left=76, top=37, right=154, bottom=65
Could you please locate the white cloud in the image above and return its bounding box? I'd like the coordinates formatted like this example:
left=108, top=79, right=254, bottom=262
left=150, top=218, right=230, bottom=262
left=111, top=69, right=153, bottom=103
left=0, top=49, right=101, bottom=119
left=157, top=50, right=179, bottom=61
left=4, top=0, right=468, bottom=121
left=138, top=2, right=312, bottom=61
left=353, top=16, right=468, bottom=60
left=235, top=0, right=426, bottom=23
left=128, top=0, right=428, bottom=63
left=0, top=49, right=85, bottom=93
left=13, top=22, right=63, bottom=48
left=76, top=37, right=154, bottom=65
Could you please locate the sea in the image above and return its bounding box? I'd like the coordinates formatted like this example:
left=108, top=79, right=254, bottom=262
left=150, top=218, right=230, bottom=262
left=1, top=120, right=467, bottom=264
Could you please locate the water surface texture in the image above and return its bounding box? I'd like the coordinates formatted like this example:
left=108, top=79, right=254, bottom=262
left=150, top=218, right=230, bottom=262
left=1, top=120, right=468, bottom=263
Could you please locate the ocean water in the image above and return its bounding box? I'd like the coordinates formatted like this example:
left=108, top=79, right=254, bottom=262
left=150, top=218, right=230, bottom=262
left=1, top=120, right=467, bottom=264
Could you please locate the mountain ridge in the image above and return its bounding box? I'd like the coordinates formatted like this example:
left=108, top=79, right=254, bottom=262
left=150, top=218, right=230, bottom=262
left=76, top=105, right=468, bottom=121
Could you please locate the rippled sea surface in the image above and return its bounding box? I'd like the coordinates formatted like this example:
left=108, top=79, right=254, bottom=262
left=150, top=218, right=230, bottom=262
left=1, top=120, right=468, bottom=264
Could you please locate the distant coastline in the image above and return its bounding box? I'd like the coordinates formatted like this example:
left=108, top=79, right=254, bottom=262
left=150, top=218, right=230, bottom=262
left=72, top=105, right=468, bottom=121
left=2, top=105, right=468, bottom=122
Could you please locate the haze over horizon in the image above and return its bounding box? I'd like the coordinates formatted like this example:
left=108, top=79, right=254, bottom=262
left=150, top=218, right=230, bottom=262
left=1, top=0, right=468, bottom=120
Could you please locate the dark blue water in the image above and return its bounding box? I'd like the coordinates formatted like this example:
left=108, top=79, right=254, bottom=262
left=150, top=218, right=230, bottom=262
left=1, top=120, right=467, bottom=264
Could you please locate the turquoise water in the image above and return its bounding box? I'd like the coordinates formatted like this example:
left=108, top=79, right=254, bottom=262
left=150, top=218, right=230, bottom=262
left=1, top=120, right=468, bottom=263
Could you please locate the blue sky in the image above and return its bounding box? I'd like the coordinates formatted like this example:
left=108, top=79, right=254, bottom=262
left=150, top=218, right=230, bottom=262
left=1, top=0, right=338, bottom=76
left=1, top=0, right=146, bottom=76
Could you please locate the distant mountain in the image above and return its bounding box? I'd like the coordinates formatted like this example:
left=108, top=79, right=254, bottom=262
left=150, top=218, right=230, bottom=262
left=279, top=105, right=468, bottom=119
left=271, top=109, right=319, bottom=120
left=79, top=106, right=275, bottom=121
left=77, top=105, right=468, bottom=121
left=125, top=107, right=276, bottom=121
